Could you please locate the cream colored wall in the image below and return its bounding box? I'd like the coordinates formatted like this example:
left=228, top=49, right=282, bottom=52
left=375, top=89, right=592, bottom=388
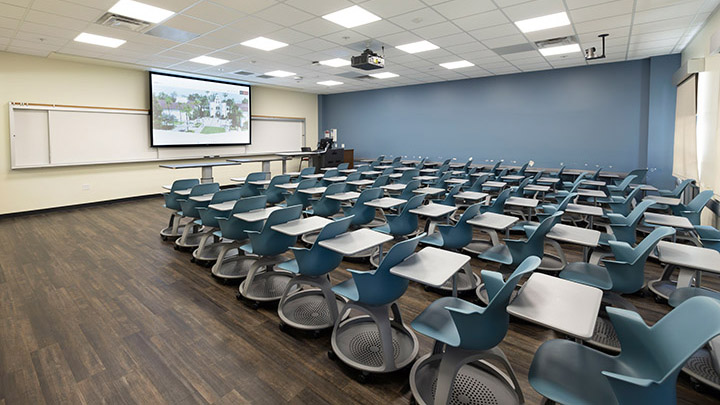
left=0, top=51, right=318, bottom=215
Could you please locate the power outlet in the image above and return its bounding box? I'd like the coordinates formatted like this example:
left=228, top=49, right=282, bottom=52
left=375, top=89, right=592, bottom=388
left=82, top=184, right=90, bottom=191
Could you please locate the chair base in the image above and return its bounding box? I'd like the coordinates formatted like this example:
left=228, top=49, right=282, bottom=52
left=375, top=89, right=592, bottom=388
left=462, top=238, right=495, bottom=255
left=683, top=345, right=720, bottom=392
left=160, top=213, right=190, bottom=240
left=427, top=266, right=480, bottom=295
left=278, top=288, right=347, bottom=332
left=238, top=264, right=296, bottom=304
left=211, top=253, right=253, bottom=280
left=583, top=315, right=621, bottom=354
left=174, top=223, right=205, bottom=251
left=648, top=278, right=678, bottom=301
left=331, top=304, right=418, bottom=374
left=192, top=241, right=228, bottom=264
left=301, top=231, right=320, bottom=246
left=409, top=350, right=522, bottom=405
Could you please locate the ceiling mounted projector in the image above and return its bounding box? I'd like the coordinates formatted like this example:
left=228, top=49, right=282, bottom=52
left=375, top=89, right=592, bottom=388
left=585, top=34, right=609, bottom=60
left=351, top=48, right=384, bottom=70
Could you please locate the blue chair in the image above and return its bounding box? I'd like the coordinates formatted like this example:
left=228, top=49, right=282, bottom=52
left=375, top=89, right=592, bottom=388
left=606, top=174, right=640, bottom=196
left=549, top=165, right=565, bottom=178
left=293, top=166, right=317, bottom=182
left=283, top=178, right=317, bottom=209
left=277, top=216, right=353, bottom=332
left=343, top=172, right=362, bottom=191
left=373, top=194, right=424, bottom=237
left=510, top=177, right=532, bottom=197
left=321, top=168, right=341, bottom=186
left=192, top=187, right=243, bottom=263
left=263, top=174, right=291, bottom=205
left=488, top=161, right=502, bottom=174
left=237, top=205, right=303, bottom=307
left=413, top=158, right=427, bottom=169
left=559, top=172, right=588, bottom=193
left=430, top=172, right=452, bottom=190
left=390, top=156, right=402, bottom=167
left=175, top=182, right=220, bottom=250
left=560, top=227, right=675, bottom=296
left=480, top=188, right=511, bottom=215
left=161, top=178, right=199, bottom=239
left=480, top=211, right=563, bottom=269
left=529, top=296, right=720, bottom=405
left=670, top=189, right=713, bottom=225
left=396, top=169, right=420, bottom=184
left=342, top=188, right=383, bottom=227
left=330, top=234, right=424, bottom=374
left=307, top=182, right=346, bottom=217
left=211, top=195, right=268, bottom=280
left=625, top=168, right=648, bottom=184
left=431, top=183, right=463, bottom=206
left=398, top=180, right=421, bottom=201
left=242, top=172, right=270, bottom=196
left=695, top=225, right=720, bottom=252
left=604, top=182, right=640, bottom=216
left=409, top=256, right=541, bottom=405
left=337, top=162, right=349, bottom=171
left=602, top=199, right=657, bottom=246
left=371, top=174, right=390, bottom=188
left=466, top=174, right=491, bottom=192
left=589, top=167, right=603, bottom=180
left=659, top=178, right=694, bottom=198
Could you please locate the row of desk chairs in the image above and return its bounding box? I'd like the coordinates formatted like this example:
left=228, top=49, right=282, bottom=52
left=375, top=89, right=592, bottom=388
left=160, top=159, right=720, bottom=402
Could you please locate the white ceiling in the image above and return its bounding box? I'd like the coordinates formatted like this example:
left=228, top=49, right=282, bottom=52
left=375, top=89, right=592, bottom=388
left=0, top=0, right=717, bottom=94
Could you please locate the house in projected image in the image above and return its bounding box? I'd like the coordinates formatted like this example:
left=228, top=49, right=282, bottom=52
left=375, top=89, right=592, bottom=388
left=209, top=94, right=228, bottom=118
left=157, top=100, right=191, bottom=122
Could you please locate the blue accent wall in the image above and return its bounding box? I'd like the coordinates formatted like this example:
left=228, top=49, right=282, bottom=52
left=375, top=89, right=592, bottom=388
left=320, top=55, right=680, bottom=186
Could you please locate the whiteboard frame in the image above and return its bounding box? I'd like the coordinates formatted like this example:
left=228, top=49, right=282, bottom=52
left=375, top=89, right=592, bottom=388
left=9, top=102, right=306, bottom=169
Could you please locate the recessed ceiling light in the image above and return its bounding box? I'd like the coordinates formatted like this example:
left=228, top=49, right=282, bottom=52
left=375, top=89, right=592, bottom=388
left=241, top=36, right=288, bottom=51
left=370, top=72, right=399, bottom=79
left=539, top=43, right=581, bottom=56
left=109, top=0, right=174, bottom=24
left=74, top=32, right=126, bottom=48
left=396, top=40, right=439, bottom=54
left=515, top=12, right=570, bottom=33
left=318, top=80, right=343, bottom=86
left=189, top=55, right=228, bottom=66
left=440, top=60, right=474, bottom=70
left=319, top=58, right=351, bottom=67
left=322, top=5, right=381, bottom=28
left=265, top=70, right=296, bottom=77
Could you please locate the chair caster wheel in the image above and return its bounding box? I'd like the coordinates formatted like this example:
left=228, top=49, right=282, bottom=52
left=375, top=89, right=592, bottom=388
left=161, top=236, right=168, bottom=241
left=279, top=323, right=288, bottom=333
left=243, top=300, right=260, bottom=310
left=423, top=285, right=431, bottom=292
left=409, top=396, right=418, bottom=405
left=236, top=292, right=242, bottom=300
left=636, top=289, right=646, bottom=298
left=312, top=330, right=322, bottom=338
left=174, top=245, right=179, bottom=250
left=654, top=295, right=665, bottom=303
left=355, top=371, right=369, bottom=384
left=190, top=257, right=196, bottom=263
left=327, top=350, right=337, bottom=361
left=690, top=377, right=705, bottom=392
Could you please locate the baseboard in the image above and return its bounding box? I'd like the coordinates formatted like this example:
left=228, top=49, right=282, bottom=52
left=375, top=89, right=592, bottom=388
left=0, top=193, right=163, bottom=218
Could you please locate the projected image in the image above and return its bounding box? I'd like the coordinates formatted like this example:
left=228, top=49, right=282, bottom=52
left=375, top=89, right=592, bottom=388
left=150, top=73, right=250, bottom=146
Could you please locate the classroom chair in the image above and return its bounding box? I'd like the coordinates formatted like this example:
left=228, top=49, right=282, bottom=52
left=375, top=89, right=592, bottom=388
left=329, top=234, right=424, bottom=378
left=160, top=178, right=199, bottom=240
left=480, top=188, right=511, bottom=215
left=670, top=189, right=714, bottom=225
left=600, top=200, right=657, bottom=247
left=528, top=296, right=720, bottom=405
left=658, top=178, right=694, bottom=199
left=409, top=256, right=541, bottom=405
left=277, top=216, right=353, bottom=334
left=321, top=169, right=341, bottom=186
left=337, top=162, right=349, bottom=171
left=237, top=205, right=303, bottom=308
left=396, top=169, right=420, bottom=184
left=479, top=211, right=563, bottom=270
left=343, top=172, right=362, bottom=191
left=283, top=179, right=317, bottom=209
left=371, top=174, right=390, bottom=188
left=263, top=174, right=292, bottom=205
left=174, top=182, right=220, bottom=250
left=548, top=165, right=565, bottom=178
left=431, top=183, right=463, bottom=206
left=307, top=183, right=346, bottom=217
left=466, top=174, right=491, bottom=192
left=342, top=188, right=383, bottom=227
left=192, top=187, right=244, bottom=264
left=589, top=167, right=603, bottom=180
left=398, top=180, right=421, bottom=201
left=293, top=167, right=316, bottom=183
left=606, top=174, right=640, bottom=196
left=242, top=172, right=270, bottom=196
left=602, top=178, right=640, bottom=216
left=211, top=196, right=268, bottom=281
left=373, top=194, right=424, bottom=238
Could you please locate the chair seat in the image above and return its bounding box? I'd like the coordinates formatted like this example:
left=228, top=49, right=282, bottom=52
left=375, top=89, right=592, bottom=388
left=372, top=223, right=391, bottom=234
left=411, top=296, right=483, bottom=346
left=559, top=262, right=612, bottom=290
left=420, top=232, right=444, bottom=247
left=194, top=219, right=203, bottom=226
left=239, top=243, right=253, bottom=254
left=276, top=259, right=299, bottom=274
left=530, top=339, right=621, bottom=405
left=668, top=287, right=720, bottom=307
left=479, top=244, right=513, bottom=265
left=213, top=230, right=223, bottom=238
left=331, top=278, right=359, bottom=301
left=598, top=232, right=616, bottom=247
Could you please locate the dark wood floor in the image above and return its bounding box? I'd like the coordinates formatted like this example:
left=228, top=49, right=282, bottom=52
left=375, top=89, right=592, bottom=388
left=0, top=197, right=719, bottom=404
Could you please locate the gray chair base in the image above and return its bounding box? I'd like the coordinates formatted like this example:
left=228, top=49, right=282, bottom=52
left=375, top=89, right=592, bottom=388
left=174, top=222, right=205, bottom=250
left=330, top=302, right=418, bottom=374
left=278, top=274, right=348, bottom=332
left=238, top=256, right=297, bottom=306
left=192, top=231, right=227, bottom=263
left=428, top=264, right=480, bottom=295
left=211, top=243, right=253, bottom=280
left=160, top=213, right=191, bottom=240
left=409, top=346, right=523, bottom=405
left=683, top=339, right=720, bottom=392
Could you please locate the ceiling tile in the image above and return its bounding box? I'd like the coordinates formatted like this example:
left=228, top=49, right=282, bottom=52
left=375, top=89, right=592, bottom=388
left=352, top=20, right=404, bottom=37
left=633, top=1, right=704, bottom=25
left=631, top=15, right=696, bottom=34
left=30, top=0, right=103, bottom=21
left=294, top=37, right=339, bottom=51
left=362, top=0, right=426, bottom=18
left=445, top=40, right=488, bottom=53
left=412, top=21, right=462, bottom=38
left=254, top=3, right=314, bottom=26
left=209, top=0, right=278, bottom=14
left=0, top=2, right=26, bottom=19
left=292, top=17, right=345, bottom=36
left=468, top=23, right=521, bottom=41
left=502, top=0, right=567, bottom=21
left=164, top=15, right=220, bottom=35
left=283, top=0, right=354, bottom=16
left=432, top=0, right=496, bottom=20
left=321, top=29, right=369, bottom=46
left=571, top=0, right=634, bottom=23
left=7, top=45, right=50, bottom=57
left=573, top=14, right=632, bottom=33
left=389, top=7, right=447, bottom=30
left=182, top=2, right=246, bottom=25
left=228, top=16, right=283, bottom=36
left=376, top=30, right=422, bottom=46
left=454, top=10, right=509, bottom=31
left=24, top=9, right=89, bottom=31
left=431, top=32, right=477, bottom=47
left=565, top=0, right=614, bottom=9
left=0, top=16, right=21, bottom=30
left=482, top=34, right=528, bottom=48
left=188, top=27, right=244, bottom=49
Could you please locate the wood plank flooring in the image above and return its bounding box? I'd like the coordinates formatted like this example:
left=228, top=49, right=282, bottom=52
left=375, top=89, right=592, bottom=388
left=0, top=197, right=718, bottom=404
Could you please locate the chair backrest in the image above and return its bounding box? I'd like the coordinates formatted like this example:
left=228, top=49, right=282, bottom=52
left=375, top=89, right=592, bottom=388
left=356, top=164, right=370, bottom=172
left=670, top=178, right=694, bottom=197
left=323, top=169, right=339, bottom=178
left=451, top=256, right=541, bottom=350
left=441, top=158, right=451, bottom=166
left=354, top=234, right=424, bottom=305
left=249, top=205, right=303, bottom=256
left=210, top=187, right=242, bottom=205
left=294, top=216, right=353, bottom=276
left=485, top=189, right=511, bottom=214
left=604, top=227, right=674, bottom=294
left=626, top=168, right=648, bottom=184
left=434, top=172, right=452, bottom=189
left=414, top=158, right=427, bottom=169
left=398, top=169, right=420, bottom=184
left=321, top=182, right=346, bottom=198
left=495, top=168, right=508, bottom=180
left=392, top=156, right=401, bottom=164
left=686, top=189, right=713, bottom=212
left=555, top=165, right=565, bottom=177
left=590, top=167, right=603, bottom=180
left=300, top=167, right=316, bottom=176
left=517, top=163, right=528, bottom=175
left=197, top=188, right=243, bottom=226
left=399, top=180, right=421, bottom=200
left=490, top=161, right=502, bottom=172
left=626, top=199, right=657, bottom=225
left=337, top=162, right=349, bottom=170
left=346, top=188, right=383, bottom=225
left=612, top=297, right=720, bottom=394
left=217, top=195, right=268, bottom=240
left=372, top=175, right=390, bottom=187
left=556, top=192, right=578, bottom=211
left=381, top=167, right=394, bottom=176
left=469, top=174, right=491, bottom=192
left=189, top=183, right=220, bottom=197
left=171, top=179, right=199, bottom=192
left=439, top=203, right=483, bottom=249
left=462, top=158, right=473, bottom=171
left=527, top=211, right=563, bottom=242
left=165, top=179, right=200, bottom=209
left=695, top=225, right=720, bottom=252
left=512, top=177, right=532, bottom=196
left=264, top=174, right=292, bottom=204
left=402, top=193, right=425, bottom=213
left=247, top=172, right=268, bottom=181
left=345, top=172, right=361, bottom=182
left=618, top=177, right=639, bottom=200
left=285, top=179, right=317, bottom=208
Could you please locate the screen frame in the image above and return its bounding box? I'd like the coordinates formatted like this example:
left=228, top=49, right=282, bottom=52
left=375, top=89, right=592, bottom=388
left=149, top=71, right=252, bottom=147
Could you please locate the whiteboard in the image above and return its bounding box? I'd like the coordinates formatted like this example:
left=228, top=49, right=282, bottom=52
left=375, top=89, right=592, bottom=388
left=9, top=103, right=306, bottom=169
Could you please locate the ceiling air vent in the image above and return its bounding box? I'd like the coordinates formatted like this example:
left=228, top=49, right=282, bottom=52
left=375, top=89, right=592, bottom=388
left=233, top=71, right=254, bottom=76
left=535, top=36, right=578, bottom=50
left=96, top=12, right=151, bottom=32
left=256, top=74, right=274, bottom=79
